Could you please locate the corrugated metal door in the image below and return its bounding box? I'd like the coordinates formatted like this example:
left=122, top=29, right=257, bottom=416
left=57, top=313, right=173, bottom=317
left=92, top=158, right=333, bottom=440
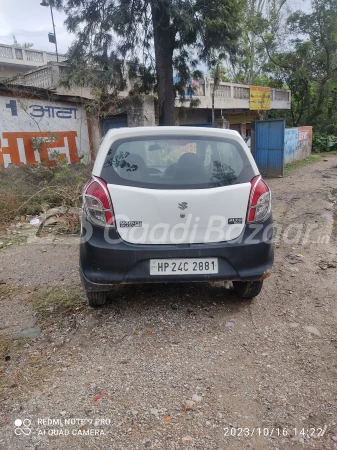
left=254, top=119, right=285, bottom=177
left=103, top=116, right=128, bottom=135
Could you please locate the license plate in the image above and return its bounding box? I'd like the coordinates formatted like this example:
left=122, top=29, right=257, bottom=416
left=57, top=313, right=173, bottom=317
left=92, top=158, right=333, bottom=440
left=150, top=258, right=218, bottom=275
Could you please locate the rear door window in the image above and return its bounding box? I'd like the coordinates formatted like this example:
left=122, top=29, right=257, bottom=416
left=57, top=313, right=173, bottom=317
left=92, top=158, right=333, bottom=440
left=101, top=136, right=254, bottom=189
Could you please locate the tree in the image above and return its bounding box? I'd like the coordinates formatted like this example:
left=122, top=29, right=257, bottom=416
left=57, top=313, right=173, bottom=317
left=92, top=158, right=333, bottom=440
left=12, top=34, right=34, bottom=49
left=55, top=0, right=244, bottom=125
left=225, top=0, right=288, bottom=85
left=265, top=0, right=337, bottom=131
left=209, top=63, right=231, bottom=82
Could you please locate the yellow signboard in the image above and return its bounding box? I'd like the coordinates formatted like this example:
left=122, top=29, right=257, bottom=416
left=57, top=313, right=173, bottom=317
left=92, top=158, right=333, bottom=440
left=249, top=86, right=271, bottom=110
left=224, top=111, right=257, bottom=124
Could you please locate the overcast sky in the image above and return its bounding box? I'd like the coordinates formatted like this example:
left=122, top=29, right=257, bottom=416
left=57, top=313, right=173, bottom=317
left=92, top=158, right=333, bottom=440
left=0, top=0, right=73, bottom=54
left=0, top=0, right=311, bottom=56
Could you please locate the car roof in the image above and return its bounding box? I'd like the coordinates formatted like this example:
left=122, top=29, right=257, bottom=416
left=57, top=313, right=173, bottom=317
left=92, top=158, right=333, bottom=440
left=104, top=126, right=241, bottom=140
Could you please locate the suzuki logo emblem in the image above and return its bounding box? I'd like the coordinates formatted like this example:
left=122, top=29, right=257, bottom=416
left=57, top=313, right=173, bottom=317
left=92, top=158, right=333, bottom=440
left=178, top=202, right=188, bottom=210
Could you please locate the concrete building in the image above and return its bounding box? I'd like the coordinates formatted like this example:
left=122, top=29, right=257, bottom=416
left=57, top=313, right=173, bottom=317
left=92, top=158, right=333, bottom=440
left=175, top=79, right=291, bottom=136
left=2, top=57, right=291, bottom=161
left=0, top=43, right=67, bottom=81
left=5, top=60, right=291, bottom=135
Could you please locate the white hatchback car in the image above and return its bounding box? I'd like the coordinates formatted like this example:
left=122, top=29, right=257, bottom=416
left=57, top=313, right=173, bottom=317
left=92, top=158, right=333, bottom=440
left=80, top=127, right=273, bottom=306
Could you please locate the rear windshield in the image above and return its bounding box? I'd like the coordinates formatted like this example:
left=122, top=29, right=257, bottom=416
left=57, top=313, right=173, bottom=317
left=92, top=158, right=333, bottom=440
left=100, top=135, right=255, bottom=189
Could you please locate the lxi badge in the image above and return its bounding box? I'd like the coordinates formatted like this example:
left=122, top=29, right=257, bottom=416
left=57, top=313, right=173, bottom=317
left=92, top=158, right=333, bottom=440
left=228, top=218, right=243, bottom=224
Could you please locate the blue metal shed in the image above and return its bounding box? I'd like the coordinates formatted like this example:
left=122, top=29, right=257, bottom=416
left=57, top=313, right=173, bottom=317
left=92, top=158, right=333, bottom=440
left=253, top=119, right=285, bottom=177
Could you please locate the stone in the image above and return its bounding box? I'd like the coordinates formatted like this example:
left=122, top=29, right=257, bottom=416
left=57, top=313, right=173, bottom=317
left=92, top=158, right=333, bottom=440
left=150, top=408, right=158, bottom=416
left=303, top=326, right=321, bottom=337
left=172, top=318, right=181, bottom=325
left=19, top=326, right=41, bottom=339
left=183, top=400, right=196, bottom=411
left=46, top=207, right=67, bottom=216
left=192, top=394, right=202, bottom=403
left=182, top=436, right=193, bottom=442
left=288, top=322, right=299, bottom=328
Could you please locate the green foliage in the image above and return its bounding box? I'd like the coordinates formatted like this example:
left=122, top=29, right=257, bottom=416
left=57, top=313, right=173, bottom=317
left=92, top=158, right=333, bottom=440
left=225, top=0, right=287, bottom=85
left=264, top=0, right=337, bottom=134
left=209, top=0, right=337, bottom=145
left=31, top=132, right=59, bottom=153
left=312, top=133, right=337, bottom=153
left=55, top=0, right=245, bottom=124
left=209, top=64, right=230, bottom=82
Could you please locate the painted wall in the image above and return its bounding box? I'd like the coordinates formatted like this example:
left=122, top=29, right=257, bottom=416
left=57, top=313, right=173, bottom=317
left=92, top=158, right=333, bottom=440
left=284, top=126, right=312, bottom=164
left=284, top=128, right=298, bottom=164
left=0, top=95, right=91, bottom=167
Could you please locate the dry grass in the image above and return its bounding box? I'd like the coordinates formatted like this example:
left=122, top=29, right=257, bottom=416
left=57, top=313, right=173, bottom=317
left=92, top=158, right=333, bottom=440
left=0, top=284, right=24, bottom=303
left=13, top=354, right=54, bottom=390
left=284, top=155, right=320, bottom=175
left=0, top=283, right=86, bottom=401
left=37, top=213, right=81, bottom=236
left=0, top=284, right=15, bottom=298
left=0, top=336, right=13, bottom=360
left=29, top=286, right=86, bottom=324
left=0, top=285, right=83, bottom=398
left=0, top=286, right=82, bottom=397
left=0, top=336, right=54, bottom=396
left=0, top=164, right=92, bottom=225
left=0, top=335, right=28, bottom=361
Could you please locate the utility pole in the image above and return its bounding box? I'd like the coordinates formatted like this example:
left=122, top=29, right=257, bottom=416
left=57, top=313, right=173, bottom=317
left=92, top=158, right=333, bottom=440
left=212, top=63, right=220, bottom=124
left=40, top=0, right=59, bottom=62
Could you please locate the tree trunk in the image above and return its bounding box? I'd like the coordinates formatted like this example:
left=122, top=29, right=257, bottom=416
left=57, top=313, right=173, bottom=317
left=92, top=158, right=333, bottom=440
left=151, top=1, right=175, bottom=126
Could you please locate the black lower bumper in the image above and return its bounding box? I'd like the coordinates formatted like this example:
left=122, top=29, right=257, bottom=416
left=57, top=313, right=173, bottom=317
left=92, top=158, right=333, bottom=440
left=79, top=216, right=274, bottom=291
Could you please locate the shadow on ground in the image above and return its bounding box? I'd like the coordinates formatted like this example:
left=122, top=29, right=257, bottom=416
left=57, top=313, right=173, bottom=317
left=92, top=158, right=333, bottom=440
left=100, top=281, right=253, bottom=316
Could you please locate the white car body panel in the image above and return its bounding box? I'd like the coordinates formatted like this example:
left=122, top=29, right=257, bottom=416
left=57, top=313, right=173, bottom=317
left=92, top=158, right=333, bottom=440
left=93, top=126, right=260, bottom=245
left=107, top=183, right=251, bottom=244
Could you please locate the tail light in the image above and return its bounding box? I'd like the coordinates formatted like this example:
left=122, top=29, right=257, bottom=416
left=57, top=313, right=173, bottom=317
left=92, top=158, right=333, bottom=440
left=83, top=177, right=115, bottom=227
left=247, top=176, right=271, bottom=223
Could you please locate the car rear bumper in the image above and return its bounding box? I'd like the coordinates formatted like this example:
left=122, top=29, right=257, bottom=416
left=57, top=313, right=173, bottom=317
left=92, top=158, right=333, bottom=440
left=79, top=216, right=274, bottom=291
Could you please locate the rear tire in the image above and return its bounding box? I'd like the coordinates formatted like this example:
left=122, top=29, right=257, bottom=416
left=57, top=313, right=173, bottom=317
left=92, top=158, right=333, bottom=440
left=86, top=291, right=107, bottom=307
left=233, top=280, right=263, bottom=299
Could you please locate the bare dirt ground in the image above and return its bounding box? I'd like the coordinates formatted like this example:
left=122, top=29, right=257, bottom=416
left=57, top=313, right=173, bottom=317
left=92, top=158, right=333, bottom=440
left=0, top=157, right=337, bottom=450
